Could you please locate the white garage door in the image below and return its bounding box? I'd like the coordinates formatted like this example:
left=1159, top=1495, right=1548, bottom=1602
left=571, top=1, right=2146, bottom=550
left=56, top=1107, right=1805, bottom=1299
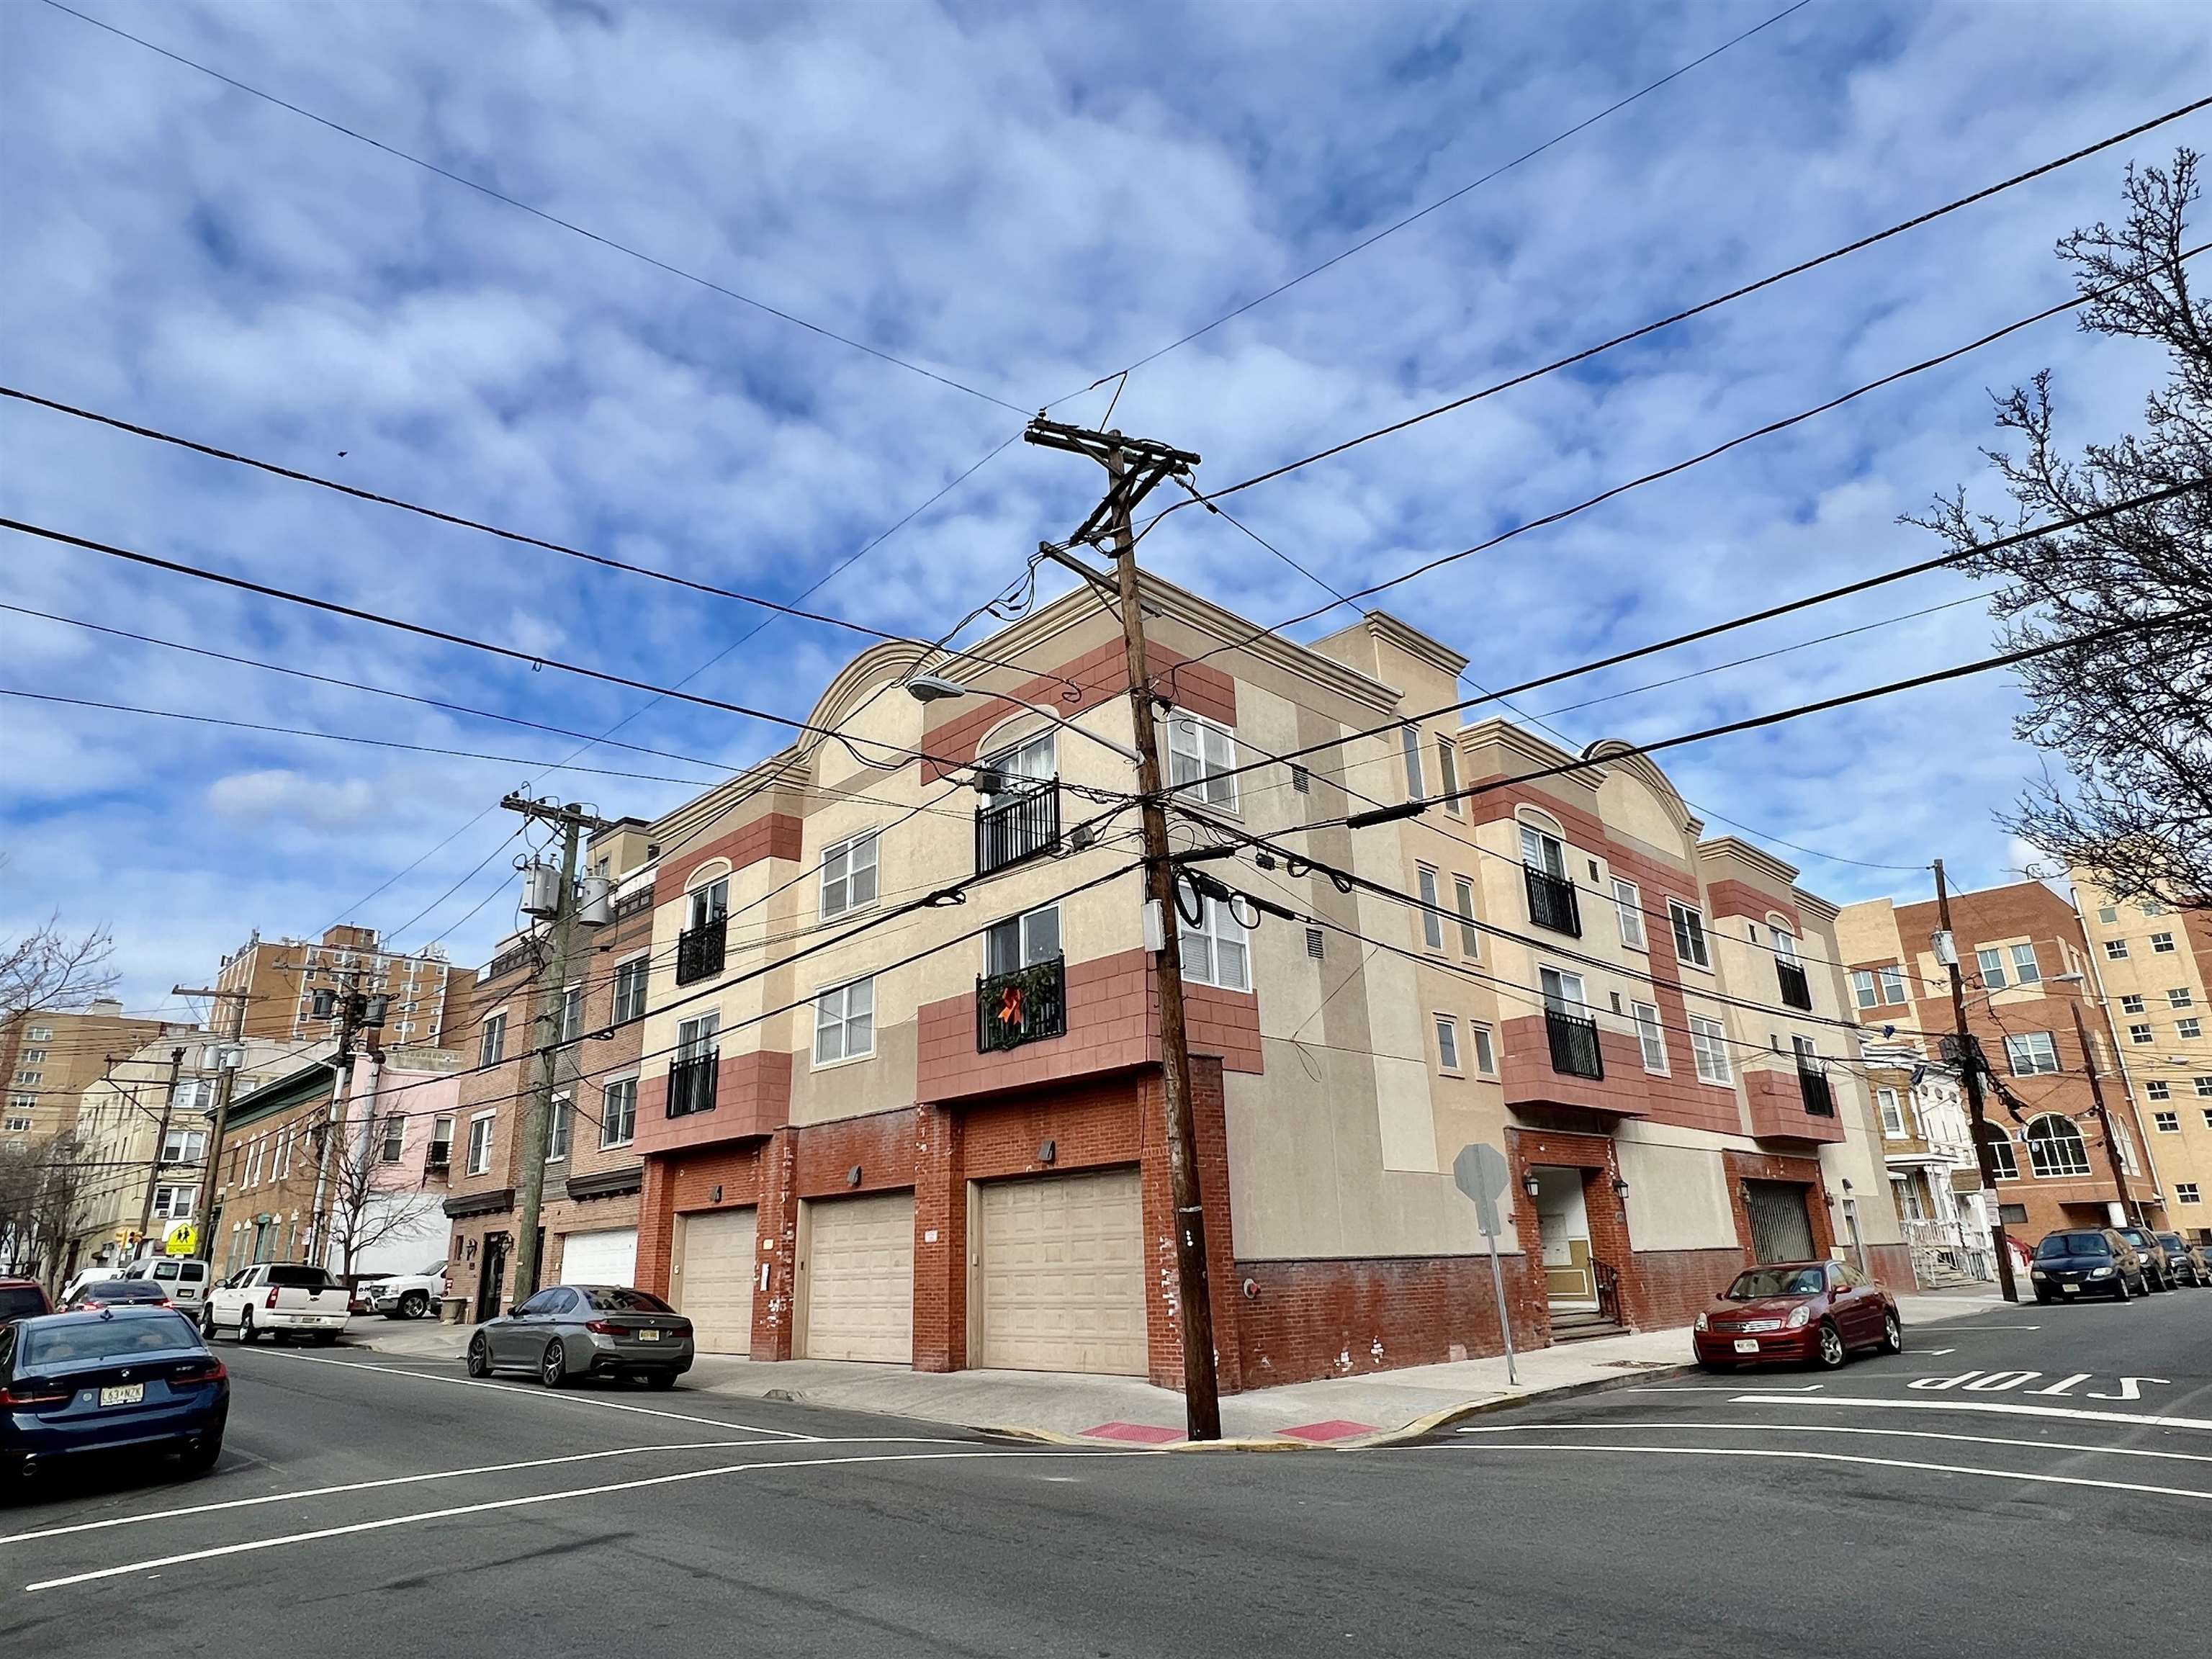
left=676, top=1208, right=757, bottom=1354
left=557, top=1226, right=637, bottom=1287
left=979, top=1166, right=1146, bottom=1375
left=800, top=1192, right=914, bottom=1363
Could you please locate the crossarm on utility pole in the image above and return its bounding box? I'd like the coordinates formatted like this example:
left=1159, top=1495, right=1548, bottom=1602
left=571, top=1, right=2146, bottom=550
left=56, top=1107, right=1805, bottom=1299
left=1933, top=859, right=2022, bottom=1304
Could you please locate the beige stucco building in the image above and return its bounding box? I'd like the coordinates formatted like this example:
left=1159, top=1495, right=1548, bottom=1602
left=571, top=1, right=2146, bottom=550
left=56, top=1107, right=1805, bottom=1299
left=3, top=999, right=189, bottom=1149
left=215, top=924, right=464, bottom=1048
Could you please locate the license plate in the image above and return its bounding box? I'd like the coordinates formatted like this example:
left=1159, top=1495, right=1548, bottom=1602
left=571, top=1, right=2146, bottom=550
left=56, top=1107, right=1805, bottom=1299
left=99, top=1383, right=144, bottom=1408
left=1733, top=1339, right=1761, bottom=1354
left=2063, top=1285, right=2081, bottom=1294
left=637, top=1329, right=661, bottom=1342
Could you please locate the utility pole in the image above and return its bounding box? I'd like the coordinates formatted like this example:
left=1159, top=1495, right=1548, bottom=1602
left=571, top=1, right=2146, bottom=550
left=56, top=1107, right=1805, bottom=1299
left=132, top=1046, right=188, bottom=1253
left=305, top=969, right=379, bottom=1269
left=179, top=984, right=254, bottom=1264
left=1933, top=859, right=2021, bottom=1304
left=1024, top=417, right=1220, bottom=1441
left=2070, top=999, right=2142, bottom=1227
left=503, top=794, right=613, bottom=1308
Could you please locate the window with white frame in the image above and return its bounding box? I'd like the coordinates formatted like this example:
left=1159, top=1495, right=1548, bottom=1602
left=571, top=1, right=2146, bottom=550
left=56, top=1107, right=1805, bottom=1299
left=2026, top=1114, right=2092, bottom=1178
left=1631, top=1002, right=1667, bottom=1073
left=1467, top=1022, right=1496, bottom=1075
left=429, top=1115, right=454, bottom=1167
left=1435, top=737, right=1460, bottom=809
left=14, top=1071, right=39, bottom=1087
left=245, top=1137, right=264, bottom=1187
left=151, top=1184, right=194, bottom=1220
left=1975, top=947, right=2008, bottom=989
left=25, top=1027, right=50, bottom=1042
left=480, top=1011, right=507, bottom=1069
left=2152, top=931, right=2177, bottom=953
left=1668, top=899, right=1711, bottom=969
left=814, top=976, right=876, bottom=1064
left=4, top=1115, right=31, bottom=1133
left=980, top=730, right=1056, bottom=794
left=21, top=1048, right=45, bottom=1065
left=1453, top=876, right=1480, bottom=956
left=1434, top=1015, right=1462, bottom=1073
left=559, top=982, right=585, bottom=1043
left=600, top=1078, right=637, bottom=1148
left=1877, top=1087, right=1907, bottom=1138
left=2200, top=1077, right=2212, bottom=1097
left=1609, top=879, right=1645, bottom=950
left=547, top=1094, right=572, bottom=1162
left=467, top=1112, right=496, bottom=1175
left=1773, top=927, right=1799, bottom=964
left=1879, top=966, right=1907, bottom=1004
left=275, top=1129, right=293, bottom=1179
left=985, top=906, right=1061, bottom=976
left=1176, top=879, right=1250, bottom=991
left=2180, top=1183, right=2202, bottom=1204
left=1400, top=726, right=1424, bottom=799
left=820, top=830, right=879, bottom=920
left=2180, top=1017, right=2203, bottom=1039
left=7, top=1094, right=32, bottom=1114
left=1519, top=822, right=1566, bottom=879
left=2129, top=1022, right=2154, bottom=1045
left=688, top=876, right=729, bottom=930
left=2172, top=988, right=2196, bottom=1010
left=160, top=1127, right=206, bottom=1164
left=2010, top=943, right=2041, bottom=984
left=2005, top=1031, right=2062, bottom=1075
left=379, top=1115, right=405, bottom=1163
left=1539, top=966, right=1587, bottom=1015
left=2105, top=938, right=2130, bottom=960
left=1979, top=1123, right=2020, bottom=1179
left=2154, top=1110, right=2180, bottom=1132
left=1416, top=867, right=1444, bottom=950
left=1851, top=970, right=1879, bottom=1010
left=2148, top=1080, right=2170, bottom=1101
left=2121, top=994, right=2146, bottom=1015
left=613, top=956, right=649, bottom=1024
left=1688, top=1015, right=1732, bottom=1085
left=1167, top=712, right=1238, bottom=810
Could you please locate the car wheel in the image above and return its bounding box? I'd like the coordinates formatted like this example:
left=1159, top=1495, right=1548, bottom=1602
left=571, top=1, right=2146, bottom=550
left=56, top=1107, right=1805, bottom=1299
left=311, top=1331, right=339, bottom=1346
left=645, top=1370, right=678, bottom=1392
left=2113, top=1274, right=2133, bottom=1302
left=178, top=1425, right=224, bottom=1476
left=540, top=1340, right=569, bottom=1389
left=466, top=1333, right=493, bottom=1378
left=1815, top=1321, right=1848, bottom=1370
left=399, top=1290, right=429, bottom=1321
left=2034, top=1291, right=2054, bottom=1305
left=237, top=1308, right=258, bottom=1344
left=202, top=1305, right=220, bottom=1339
left=1881, top=1310, right=1904, bottom=1355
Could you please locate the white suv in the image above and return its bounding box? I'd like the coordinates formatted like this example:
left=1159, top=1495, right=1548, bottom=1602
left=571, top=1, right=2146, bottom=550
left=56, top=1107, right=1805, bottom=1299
left=122, top=1256, right=212, bottom=1310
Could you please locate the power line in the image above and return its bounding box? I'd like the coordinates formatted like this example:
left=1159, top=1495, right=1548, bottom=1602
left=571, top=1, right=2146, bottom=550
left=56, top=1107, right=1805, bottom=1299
left=32, top=1, right=1026, bottom=415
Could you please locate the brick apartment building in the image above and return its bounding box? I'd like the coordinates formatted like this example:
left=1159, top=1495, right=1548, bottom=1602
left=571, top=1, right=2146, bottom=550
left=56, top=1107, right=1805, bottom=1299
left=215, top=924, right=465, bottom=1048
left=3, top=999, right=189, bottom=1149
left=444, top=576, right=1905, bottom=1392
left=443, top=822, right=657, bottom=1316
left=2073, top=876, right=2212, bottom=1243
left=1836, top=880, right=2167, bottom=1244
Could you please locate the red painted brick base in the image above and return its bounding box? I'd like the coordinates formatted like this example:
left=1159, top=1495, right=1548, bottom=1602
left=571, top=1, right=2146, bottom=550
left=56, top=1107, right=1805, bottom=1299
left=1233, top=1252, right=1549, bottom=1387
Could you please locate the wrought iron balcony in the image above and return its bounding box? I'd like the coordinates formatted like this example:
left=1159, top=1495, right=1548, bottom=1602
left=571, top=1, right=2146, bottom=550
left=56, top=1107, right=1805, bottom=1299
left=1776, top=958, right=1812, bottom=1012
left=675, top=915, right=727, bottom=986
left=1797, top=1065, right=1835, bottom=1118
left=976, top=956, right=1069, bottom=1053
left=667, top=1050, right=719, bottom=1118
left=1545, top=1006, right=1604, bottom=1080
left=1524, top=863, right=1582, bottom=937
left=976, top=781, right=1061, bottom=876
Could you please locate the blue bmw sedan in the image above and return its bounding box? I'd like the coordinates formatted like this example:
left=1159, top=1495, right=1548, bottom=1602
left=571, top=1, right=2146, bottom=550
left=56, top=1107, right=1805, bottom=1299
left=1, top=1305, right=229, bottom=1480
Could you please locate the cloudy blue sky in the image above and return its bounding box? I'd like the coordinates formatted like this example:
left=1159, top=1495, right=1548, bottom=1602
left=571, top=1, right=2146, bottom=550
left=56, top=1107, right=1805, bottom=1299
left=3, top=0, right=2206, bottom=1015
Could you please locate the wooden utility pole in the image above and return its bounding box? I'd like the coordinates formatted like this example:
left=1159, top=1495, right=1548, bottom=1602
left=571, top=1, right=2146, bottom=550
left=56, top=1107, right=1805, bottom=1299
left=2070, top=999, right=2142, bottom=1227
left=132, top=1046, right=188, bottom=1250
left=179, top=984, right=255, bottom=1264
left=503, top=795, right=613, bottom=1308
left=305, top=970, right=374, bottom=1269
left=1933, top=859, right=2021, bottom=1304
left=1024, top=417, right=1220, bottom=1440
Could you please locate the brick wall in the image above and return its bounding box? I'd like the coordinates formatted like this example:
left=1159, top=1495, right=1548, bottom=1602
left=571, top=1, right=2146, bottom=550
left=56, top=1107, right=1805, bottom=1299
left=653, top=812, right=804, bottom=906
left=1632, top=1247, right=1747, bottom=1328
left=1864, top=1241, right=1916, bottom=1292
left=1233, top=1251, right=1548, bottom=1387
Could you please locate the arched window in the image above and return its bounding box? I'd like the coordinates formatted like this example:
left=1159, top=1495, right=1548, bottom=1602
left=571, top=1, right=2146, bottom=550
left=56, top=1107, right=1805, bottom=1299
left=1977, top=1121, right=2018, bottom=1181
left=2025, top=1115, right=2091, bottom=1179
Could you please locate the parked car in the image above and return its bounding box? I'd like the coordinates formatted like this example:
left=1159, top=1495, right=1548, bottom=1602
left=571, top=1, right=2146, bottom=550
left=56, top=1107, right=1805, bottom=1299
left=2151, top=1231, right=2212, bottom=1288
left=120, top=1256, right=212, bottom=1312
left=2113, top=1226, right=2175, bottom=1291
left=465, top=1285, right=695, bottom=1389
left=60, top=1267, right=127, bottom=1304
left=1694, top=1259, right=1902, bottom=1371
left=0, top=1305, right=228, bottom=1480
left=203, top=1264, right=349, bottom=1345
left=66, top=1277, right=176, bottom=1311
left=357, top=1259, right=450, bottom=1321
left=0, top=1280, right=53, bottom=1325
left=2028, top=1228, right=2149, bottom=1300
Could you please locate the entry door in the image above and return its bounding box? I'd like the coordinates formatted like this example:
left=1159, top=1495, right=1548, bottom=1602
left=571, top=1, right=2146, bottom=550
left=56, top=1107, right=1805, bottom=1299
left=478, top=1232, right=509, bottom=1320
left=1745, top=1181, right=1816, bottom=1263
left=1533, top=1167, right=1595, bottom=1308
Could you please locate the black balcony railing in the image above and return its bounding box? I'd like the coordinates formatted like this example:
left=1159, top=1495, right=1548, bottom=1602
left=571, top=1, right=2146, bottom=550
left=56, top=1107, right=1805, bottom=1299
left=667, top=1050, right=719, bottom=1118
left=1545, top=1006, right=1604, bottom=1080
left=1524, top=863, right=1582, bottom=937
left=977, top=956, right=1069, bottom=1053
left=1776, top=958, right=1812, bottom=1012
left=1797, top=1065, right=1835, bottom=1118
left=976, top=782, right=1061, bottom=876
left=675, top=915, right=727, bottom=986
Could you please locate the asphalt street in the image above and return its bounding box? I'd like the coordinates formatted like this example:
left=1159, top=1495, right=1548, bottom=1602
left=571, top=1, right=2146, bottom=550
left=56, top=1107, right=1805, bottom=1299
left=2, top=1287, right=2207, bottom=1658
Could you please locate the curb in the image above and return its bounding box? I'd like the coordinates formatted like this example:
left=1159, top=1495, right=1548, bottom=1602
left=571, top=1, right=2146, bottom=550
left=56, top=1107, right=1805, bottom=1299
left=1351, top=1362, right=1703, bottom=1449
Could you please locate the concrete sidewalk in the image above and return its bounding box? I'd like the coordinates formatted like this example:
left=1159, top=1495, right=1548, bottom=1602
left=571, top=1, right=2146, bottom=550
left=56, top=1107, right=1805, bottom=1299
left=346, top=1286, right=2010, bottom=1447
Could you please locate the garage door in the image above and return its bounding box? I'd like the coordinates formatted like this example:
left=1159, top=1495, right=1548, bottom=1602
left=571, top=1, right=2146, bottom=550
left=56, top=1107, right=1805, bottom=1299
left=675, top=1208, right=757, bottom=1353
left=1745, top=1180, right=1817, bottom=1263
left=557, top=1226, right=637, bottom=1287
left=978, top=1166, right=1145, bottom=1375
left=800, top=1192, right=914, bottom=1363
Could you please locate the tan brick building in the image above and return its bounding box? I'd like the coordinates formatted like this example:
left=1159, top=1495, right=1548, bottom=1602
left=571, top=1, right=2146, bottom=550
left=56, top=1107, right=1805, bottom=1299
left=3, top=999, right=188, bottom=1148
left=215, top=925, right=465, bottom=1048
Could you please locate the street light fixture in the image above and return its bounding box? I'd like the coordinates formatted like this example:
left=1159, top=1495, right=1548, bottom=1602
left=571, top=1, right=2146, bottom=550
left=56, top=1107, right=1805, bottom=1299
left=902, top=674, right=1143, bottom=765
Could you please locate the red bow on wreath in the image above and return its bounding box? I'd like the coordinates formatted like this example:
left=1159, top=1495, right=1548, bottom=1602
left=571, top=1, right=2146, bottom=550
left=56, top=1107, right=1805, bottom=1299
left=997, top=984, right=1025, bottom=1027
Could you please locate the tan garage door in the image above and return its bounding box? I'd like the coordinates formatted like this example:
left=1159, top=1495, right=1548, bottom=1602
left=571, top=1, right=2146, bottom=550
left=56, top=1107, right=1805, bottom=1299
left=675, top=1207, right=756, bottom=1353
left=799, top=1192, right=914, bottom=1363
left=979, top=1166, right=1146, bottom=1375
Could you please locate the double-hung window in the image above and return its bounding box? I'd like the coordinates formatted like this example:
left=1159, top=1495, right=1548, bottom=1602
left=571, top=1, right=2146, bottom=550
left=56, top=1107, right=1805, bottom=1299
left=1467, top=1022, right=1496, bottom=1074
left=1879, top=966, right=1907, bottom=1004
left=2152, top=931, right=2177, bottom=953
left=1852, top=970, right=1879, bottom=1010
left=1168, top=713, right=1238, bottom=810
left=546, top=1094, right=572, bottom=1163
left=1614, top=880, right=1645, bottom=950
left=985, top=906, right=1061, bottom=975
left=600, top=1079, right=638, bottom=1148
left=480, top=1011, right=507, bottom=1069
left=1435, top=738, right=1460, bottom=810
left=2004, top=1031, right=2062, bottom=1076
left=1689, top=1015, right=1732, bottom=1084
left=2180, top=1017, right=2203, bottom=1040
left=1976, top=947, right=2008, bottom=989
left=160, top=1126, right=205, bottom=1164
left=467, top=1112, right=495, bottom=1176
left=1434, top=1016, right=1461, bottom=1073
left=559, top=982, right=585, bottom=1043
left=820, top=831, right=879, bottom=920
left=1631, top=1001, right=1668, bottom=1073
left=612, top=956, right=649, bottom=1024
left=428, top=1115, right=454, bottom=1167
left=1177, top=878, right=1250, bottom=991
left=1453, top=876, right=1480, bottom=956
left=689, top=877, right=729, bottom=932
left=1539, top=966, right=1587, bottom=1015
left=1668, top=900, right=1711, bottom=970
left=1877, top=1087, right=1907, bottom=1138
left=1416, top=867, right=1444, bottom=950
left=379, top=1115, right=405, bottom=1164
left=1521, top=824, right=1566, bottom=880
left=2172, top=988, right=2196, bottom=1010
left=1400, top=726, right=1424, bottom=799
left=814, top=977, right=876, bottom=1064
left=2009, top=943, right=2041, bottom=984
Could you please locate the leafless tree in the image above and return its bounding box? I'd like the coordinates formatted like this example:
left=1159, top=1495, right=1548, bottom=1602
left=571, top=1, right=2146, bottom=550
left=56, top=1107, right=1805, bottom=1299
left=321, top=1115, right=443, bottom=1284
left=1912, top=151, right=2212, bottom=910
left=1, top=855, right=120, bottom=1017
left=0, top=1133, right=98, bottom=1287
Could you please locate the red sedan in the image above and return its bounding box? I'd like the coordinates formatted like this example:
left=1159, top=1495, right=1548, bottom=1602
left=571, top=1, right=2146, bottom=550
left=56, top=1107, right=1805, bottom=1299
left=1693, top=1259, right=1902, bottom=1371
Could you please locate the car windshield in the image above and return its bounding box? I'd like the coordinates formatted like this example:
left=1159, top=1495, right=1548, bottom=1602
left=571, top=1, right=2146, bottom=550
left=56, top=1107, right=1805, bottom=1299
left=78, top=1280, right=168, bottom=1303
left=579, top=1287, right=674, bottom=1313
left=417, top=1261, right=446, bottom=1276
left=1725, top=1267, right=1825, bottom=1299
left=2155, top=1234, right=2185, bottom=1249
left=266, top=1267, right=332, bottom=1290
left=0, top=1286, right=48, bottom=1320
left=22, top=1313, right=203, bottom=1365
left=2037, top=1232, right=2110, bottom=1258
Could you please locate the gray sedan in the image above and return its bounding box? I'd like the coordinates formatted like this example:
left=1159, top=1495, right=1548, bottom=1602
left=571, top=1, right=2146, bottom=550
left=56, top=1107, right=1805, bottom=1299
left=466, top=1284, right=695, bottom=1389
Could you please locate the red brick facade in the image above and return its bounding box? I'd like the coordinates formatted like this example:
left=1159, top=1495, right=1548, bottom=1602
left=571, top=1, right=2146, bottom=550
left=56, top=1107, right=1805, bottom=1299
left=652, top=812, right=804, bottom=907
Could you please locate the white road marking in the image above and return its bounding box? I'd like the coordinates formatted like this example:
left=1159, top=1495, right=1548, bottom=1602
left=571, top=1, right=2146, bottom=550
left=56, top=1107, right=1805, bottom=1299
left=1735, top=1395, right=2212, bottom=1432
left=1440, top=1442, right=2212, bottom=1501
left=1455, top=1421, right=2212, bottom=1465
left=253, top=1348, right=817, bottom=1439
left=1908, top=1349, right=1956, bottom=1357
left=1928, top=1324, right=2042, bottom=1331
left=22, top=1448, right=1151, bottom=1592
left=0, top=1435, right=971, bottom=1547
left=1627, top=1385, right=1825, bottom=1394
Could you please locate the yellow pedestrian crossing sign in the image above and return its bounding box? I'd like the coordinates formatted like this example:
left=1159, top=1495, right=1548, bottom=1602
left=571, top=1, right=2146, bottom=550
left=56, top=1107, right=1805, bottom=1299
left=163, top=1222, right=198, bottom=1257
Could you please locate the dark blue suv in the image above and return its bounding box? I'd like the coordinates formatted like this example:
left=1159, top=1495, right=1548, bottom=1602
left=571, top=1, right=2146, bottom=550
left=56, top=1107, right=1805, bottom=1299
left=1, top=1305, right=228, bottom=1480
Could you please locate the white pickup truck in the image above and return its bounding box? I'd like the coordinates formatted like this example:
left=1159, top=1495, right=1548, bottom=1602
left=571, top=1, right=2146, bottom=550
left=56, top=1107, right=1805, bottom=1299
left=357, top=1259, right=450, bottom=1321
left=203, top=1263, right=349, bottom=1345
